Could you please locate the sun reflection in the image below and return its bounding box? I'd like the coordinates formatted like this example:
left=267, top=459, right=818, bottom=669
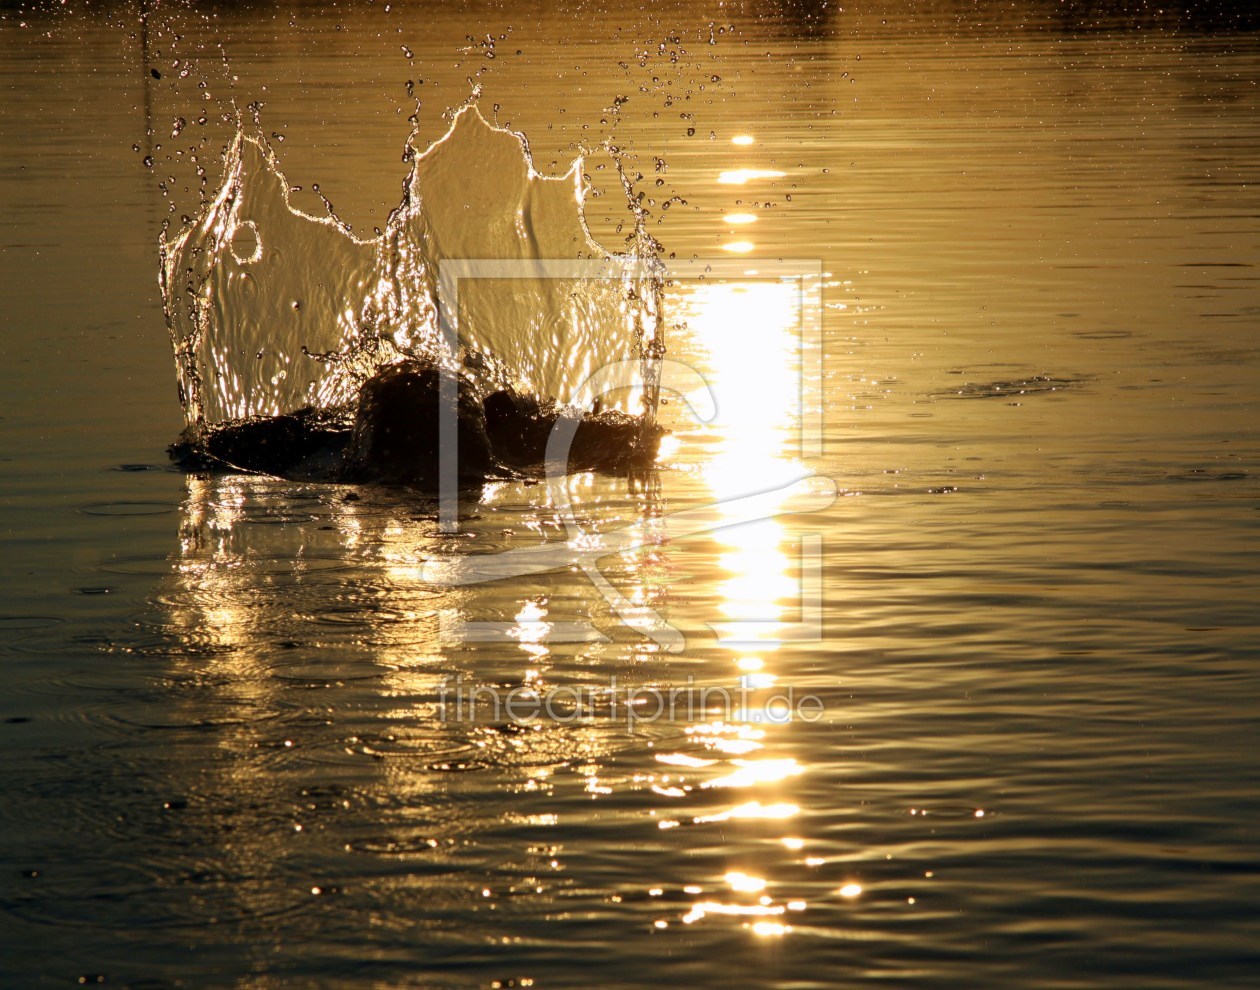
left=723, top=212, right=758, bottom=225
left=509, top=599, right=551, bottom=652
left=724, top=871, right=767, bottom=894
left=717, top=168, right=787, bottom=185
left=674, top=276, right=812, bottom=655
left=705, top=758, right=801, bottom=789
left=694, top=801, right=799, bottom=824
left=722, top=240, right=755, bottom=254
left=731, top=134, right=755, bottom=146
left=653, top=272, right=822, bottom=944
left=717, top=535, right=795, bottom=623
left=678, top=279, right=802, bottom=480
left=656, top=752, right=716, bottom=769
left=655, top=432, right=682, bottom=461
left=686, top=722, right=766, bottom=757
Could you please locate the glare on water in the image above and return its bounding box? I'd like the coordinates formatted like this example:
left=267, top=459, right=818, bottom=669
left=2, top=2, right=1260, bottom=988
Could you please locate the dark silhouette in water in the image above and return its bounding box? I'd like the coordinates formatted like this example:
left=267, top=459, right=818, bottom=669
left=341, top=360, right=496, bottom=484
left=168, top=407, right=351, bottom=479
left=169, top=358, right=661, bottom=485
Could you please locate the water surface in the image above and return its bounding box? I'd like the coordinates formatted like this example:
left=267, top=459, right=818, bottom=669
left=1, top=2, right=1258, bottom=987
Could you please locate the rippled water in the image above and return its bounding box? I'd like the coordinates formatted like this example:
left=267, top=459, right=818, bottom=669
left=3, top=2, right=1259, bottom=987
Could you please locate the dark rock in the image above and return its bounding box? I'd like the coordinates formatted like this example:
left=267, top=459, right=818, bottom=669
left=483, top=386, right=662, bottom=473
left=168, top=358, right=664, bottom=484
left=342, top=359, right=494, bottom=485
left=483, top=387, right=542, bottom=458
left=168, top=406, right=350, bottom=477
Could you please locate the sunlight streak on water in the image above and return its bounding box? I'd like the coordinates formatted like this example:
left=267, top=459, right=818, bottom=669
left=717, top=168, right=788, bottom=185
left=4, top=3, right=1260, bottom=987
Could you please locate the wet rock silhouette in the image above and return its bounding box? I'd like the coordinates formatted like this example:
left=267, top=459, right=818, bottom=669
left=167, top=407, right=350, bottom=477
left=483, top=386, right=660, bottom=474
left=170, top=357, right=662, bottom=484
left=342, top=359, right=494, bottom=485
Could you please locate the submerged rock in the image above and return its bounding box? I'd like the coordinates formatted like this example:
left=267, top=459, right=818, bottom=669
left=169, top=357, right=663, bottom=485
left=167, top=407, right=351, bottom=478
left=485, top=389, right=661, bottom=474
left=342, top=359, right=495, bottom=485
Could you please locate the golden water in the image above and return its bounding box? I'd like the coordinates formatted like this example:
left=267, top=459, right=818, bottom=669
left=1, top=2, right=1258, bottom=987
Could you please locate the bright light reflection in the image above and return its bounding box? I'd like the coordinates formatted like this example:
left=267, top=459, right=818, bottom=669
left=705, top=758, right=801, bottom=789
left=682, top=901, right=783, bottom=924
left=678, top=279, right=806, bottom=647
left=724, top=212, right=758, bottom=225
left=708, top=735, right=763, bottom=756
left=655, top=433, right=682, bottom=461
left=650, top=272, right=812, bottom=935
left=686, top=723, right=766, bottom=756
left=694, top=801, right=798, bottom=824
left=722, top=240, right=755, bottom=254
left=718, top=168, right=787, bottom=185
left=731, top=134, right=755, bottom=146
left=656, top=752, right=716, bottom=769
left=724, top=871, right=766, bottom=894
left=679, top=280, right=802, bottom=494
left=509, top=599, right=551, bottom=650
left=718, top=539, right=795, bottom=620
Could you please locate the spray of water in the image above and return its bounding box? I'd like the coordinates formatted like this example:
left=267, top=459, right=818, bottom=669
left=160, top=101, right=666, bottom=441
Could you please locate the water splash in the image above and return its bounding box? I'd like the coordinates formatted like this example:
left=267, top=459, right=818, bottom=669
left=160, top=103, right=665, bottom=435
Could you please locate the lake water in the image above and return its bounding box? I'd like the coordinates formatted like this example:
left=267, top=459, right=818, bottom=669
left=2, top=2, right=1259, bottom=987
